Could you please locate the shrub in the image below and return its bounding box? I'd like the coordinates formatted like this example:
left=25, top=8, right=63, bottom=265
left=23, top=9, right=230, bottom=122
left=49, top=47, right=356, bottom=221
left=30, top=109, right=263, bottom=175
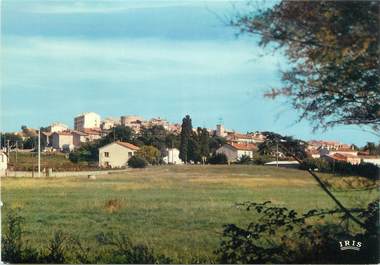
left=300, top=158, right=379, bottom=180
left=128, top=156, right=148, bottom=168
left=252, top=154, right=272, bottom=165
left=299, top=158, right=331, bottom=171
left=207, top=153, right=228, bottom=164
left=236, top=155, right=252, bottom=164
left=136, top=145, right=161, bottom=165
left=217, top=200, right=379, bottom=264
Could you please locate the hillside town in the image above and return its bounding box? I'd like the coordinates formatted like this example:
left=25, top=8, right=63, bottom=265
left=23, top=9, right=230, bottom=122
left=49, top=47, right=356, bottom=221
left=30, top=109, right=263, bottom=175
left=1, top=111, right=379, bottom=175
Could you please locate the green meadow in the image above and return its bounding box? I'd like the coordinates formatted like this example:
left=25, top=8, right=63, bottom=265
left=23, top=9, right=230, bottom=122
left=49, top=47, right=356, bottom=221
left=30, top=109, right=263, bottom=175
left=1, top=165, right=378, bottom=263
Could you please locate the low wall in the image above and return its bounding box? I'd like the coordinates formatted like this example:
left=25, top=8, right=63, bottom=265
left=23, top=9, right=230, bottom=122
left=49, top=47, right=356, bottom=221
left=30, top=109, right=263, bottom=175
left=1, top=169, right=131, bottom=178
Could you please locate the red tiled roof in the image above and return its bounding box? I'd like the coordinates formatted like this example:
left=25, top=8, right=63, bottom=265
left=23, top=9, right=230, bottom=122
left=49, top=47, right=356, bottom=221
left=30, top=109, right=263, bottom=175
left=334, top=148, right=356, bottom=152
left=325, top=154, right=346, bottom=162
left=82, top=128, right=102, bottom=135
left=116, top=141, right=140, bottom=150
left=228, top=143, right=257, bottom=151
left=334, top=153, right=358, bottom=159
left=54, top=131, right=72, bottom=136
left=72, top=130, right=88, bottom=136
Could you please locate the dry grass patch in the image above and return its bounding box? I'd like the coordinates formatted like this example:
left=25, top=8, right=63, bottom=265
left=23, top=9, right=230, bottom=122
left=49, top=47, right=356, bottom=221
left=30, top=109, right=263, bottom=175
left=104, top=199, right=123, bottom=213
left=187, top=176, right=315, bottom=188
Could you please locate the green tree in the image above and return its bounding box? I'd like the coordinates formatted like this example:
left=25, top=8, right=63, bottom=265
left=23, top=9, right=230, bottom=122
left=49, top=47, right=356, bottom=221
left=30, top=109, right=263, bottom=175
left=209, top=136, right=226, bottom=154
left=0, top=133, right=23, bottom=149
left=136, top=145, right=161, bottom=165
left=362, top=142, right=380, bottom=155
left=179, top=115, right=193, bottom=163
left=234, top=1, right=380, bottom=132
left=137, top=125, right=168, bottom=155
left=104, top=125, right=134, bottom=144
left=188, top=135, right=201, bottom=163
left=258, top=132, right=308, bottom=159
left=198, top=127, right=210, bottom=164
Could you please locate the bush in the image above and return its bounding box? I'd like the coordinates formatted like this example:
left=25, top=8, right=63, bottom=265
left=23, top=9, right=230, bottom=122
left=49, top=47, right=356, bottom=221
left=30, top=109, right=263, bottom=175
left=217, top=200, right=380, bottom=264
left=299, top=158, right=331, bottom=171
left=207, top=153, right=228, bottom=164
left=252, top=154, right=272, bottom=165
left=128, top=156, right=148, bottom=168
left=299, top=158, right=379, bottom=180
left=236, top=155, right=252, bottom=164
left=136, top=145, right=161, bottom=165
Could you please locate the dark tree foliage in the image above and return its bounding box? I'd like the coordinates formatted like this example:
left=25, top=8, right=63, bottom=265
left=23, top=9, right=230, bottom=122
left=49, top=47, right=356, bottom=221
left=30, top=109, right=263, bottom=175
left=258, top=131, right=308, bottom=159
left=234, top=1, right=380, bottom=132
left=209, top=136, right=226, bottom=154
left=217, top=200, right=379, bottom=264
left=0, top=133, right=23, bottom=148
left=179, top=115, right=193, bottom=163
left=236, top=154, right=252, bottom=164
left=165, top=133, right=180, bottom=150
left=127, top=156, right=148, bottom=168
left=104, top=125, right=134, bottom=143
left=197, top=127, right=210, bottom=160
left=362, top=142, right=380, bottom=155
left=208, top=153, right=228, bottom=164
left=137, top=125, right=168, bottom=154
left=188, top=135, right=201, bottom=163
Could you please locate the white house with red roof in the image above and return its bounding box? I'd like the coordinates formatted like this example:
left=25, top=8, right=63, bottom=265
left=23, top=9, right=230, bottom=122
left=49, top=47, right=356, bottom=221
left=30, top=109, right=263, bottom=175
left=98, top=141, right=140, bottom=168
left=216, top=143, right=257, bottom=162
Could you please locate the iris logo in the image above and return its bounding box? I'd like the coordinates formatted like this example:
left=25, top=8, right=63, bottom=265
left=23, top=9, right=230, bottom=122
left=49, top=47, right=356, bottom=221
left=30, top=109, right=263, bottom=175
left=339, top=240, right=362, bottom=251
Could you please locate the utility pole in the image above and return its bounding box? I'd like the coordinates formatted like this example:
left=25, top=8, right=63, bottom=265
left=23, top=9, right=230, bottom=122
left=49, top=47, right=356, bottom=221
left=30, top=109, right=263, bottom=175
left=276, top=142, right=279, bottom=167
left=7, top=140, right=10, bottom=158
left=15, top=141, right=18, bottom=164
left=38, top=129, right=41, bottom=177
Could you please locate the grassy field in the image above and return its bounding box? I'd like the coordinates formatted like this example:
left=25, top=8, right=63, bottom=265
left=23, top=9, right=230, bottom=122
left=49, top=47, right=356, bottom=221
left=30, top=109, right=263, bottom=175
left=1, top=165, right=378, bottom=262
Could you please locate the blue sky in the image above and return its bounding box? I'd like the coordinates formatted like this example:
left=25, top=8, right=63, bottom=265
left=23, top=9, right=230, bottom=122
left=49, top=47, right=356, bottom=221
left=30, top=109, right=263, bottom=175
left=1, top=0, right=378, bottom=146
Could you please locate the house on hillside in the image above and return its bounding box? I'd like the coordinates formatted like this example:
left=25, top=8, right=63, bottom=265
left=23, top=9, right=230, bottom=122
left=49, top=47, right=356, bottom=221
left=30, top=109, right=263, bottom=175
left=98, top=141, right=140, bottom=168
left=163, top=148, right=183, bottom=165
left=48, top=122, right=69, bottom=133
left=0, top=151, right=8, bottom=176
left=226, top=132, right=265, bottom=144
left=322, top=153, right=361, bottom=165
left=51, top=131, right=74, bottom=151
left=216, top=143, right=257, bottom=162
left=72, top=130, right=88, bottom=147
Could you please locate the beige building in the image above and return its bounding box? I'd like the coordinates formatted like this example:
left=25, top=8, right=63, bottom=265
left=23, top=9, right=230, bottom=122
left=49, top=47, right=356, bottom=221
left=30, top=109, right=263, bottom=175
left=72, top=131, right=88, bottom=147
left=121, top=115, right=144, bottom=125
left=51, top=131, right=74, bottom=151
left=101, top=117, right=120, bottom=130
left=48, top=122, right=69, bottom=133
left=99, top=141, right=140, bottom=168
left=216, top=143, right=257, bottom=162
left=74, top=112, right=101, bottom=131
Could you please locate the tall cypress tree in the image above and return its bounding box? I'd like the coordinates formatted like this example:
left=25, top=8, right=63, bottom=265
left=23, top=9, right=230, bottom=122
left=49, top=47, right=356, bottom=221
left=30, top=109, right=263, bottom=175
left=199, top=128, right=210, bottom=163
left=179, top=115, right=192, bottom=163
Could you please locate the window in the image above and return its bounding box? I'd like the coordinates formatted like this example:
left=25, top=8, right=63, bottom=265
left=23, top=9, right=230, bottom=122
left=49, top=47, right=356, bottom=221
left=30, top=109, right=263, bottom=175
left=128, top=152, right=133, bottom=158
left=104, top=152, right=109, bottom=157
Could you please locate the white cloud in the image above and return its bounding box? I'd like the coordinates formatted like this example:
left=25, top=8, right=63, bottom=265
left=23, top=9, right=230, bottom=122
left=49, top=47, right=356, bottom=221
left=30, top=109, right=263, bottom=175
left=2, top=36, right=286, bottom=89
left=25, top=0, right=235, bottom=14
